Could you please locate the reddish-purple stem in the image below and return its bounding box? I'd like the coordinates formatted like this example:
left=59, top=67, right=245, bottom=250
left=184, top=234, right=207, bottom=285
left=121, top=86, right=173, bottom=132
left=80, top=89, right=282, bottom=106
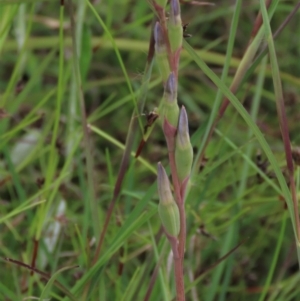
left=135, top=139, right=146, bottom=158
left=197, top=0, right=272, bottom=167
left=30, top=239, right=39, bottom=276
left=277, top=98, right=300, bottom=239
left=92, top=21, right=157, bottom=264
left=92, top=127, right=134, bottom=264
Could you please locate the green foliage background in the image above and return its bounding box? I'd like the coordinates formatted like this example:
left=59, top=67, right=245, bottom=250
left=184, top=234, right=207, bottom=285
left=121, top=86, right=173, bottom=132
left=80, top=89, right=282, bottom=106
left=1, top=0, right=300, bottom=300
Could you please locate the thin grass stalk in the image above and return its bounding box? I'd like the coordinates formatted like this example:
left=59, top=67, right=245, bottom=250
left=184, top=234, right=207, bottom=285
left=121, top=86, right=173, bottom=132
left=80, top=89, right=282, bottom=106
left=237, top=56, right=267, bottom=196
left=86, top=0, right=139, bottom=119
left=142, top=229, right=165, bottom=301
left=0, top=3, right=34, bottom=108
left=66, top=0, right=86, bottom=155
left=219, top=52, right=268, bottom=301
left=14, top=3, right=26, bottom=72
left=242, top=3, right=300, bottom=92
left=92, top=21, right=155, bottom=265
left=207, top=32, right=267, bottom=301
left=68, top=0, right=100, bottom=239
left=194, top=0, right=277, bottom=171
left=4, top=257, right=78, bottom=301
left=259, top=0, right=300, bottom=256
left=258, top=212, right=288, bottom=301
left=0, top=4, right=18, bottom=53
left=33, top=1, right=65, bottom=245
left=248, top=0, right=272, bottom=44
left=190, top=2, right=242, bottom=294
left=92, top=115, right=140, bottom=264
left=47, top=1, right=65, bottom=188
left=183, top=39, right=293, bottom=242
left=146, top=226, right=170, bottom=301
left=86, top=0, right=151, bottom=264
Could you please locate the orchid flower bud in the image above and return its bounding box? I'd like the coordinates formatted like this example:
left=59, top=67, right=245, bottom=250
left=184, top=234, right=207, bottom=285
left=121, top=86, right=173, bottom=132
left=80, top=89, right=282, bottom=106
left=161, top=72, right=179, bottom=128
left=157, top=162, right=180, bottom=237
left=154, top=22, right=170, bottom=82
left=175, top=106, right=193, bottom=182
left=168, top=0, right=183, bottom=52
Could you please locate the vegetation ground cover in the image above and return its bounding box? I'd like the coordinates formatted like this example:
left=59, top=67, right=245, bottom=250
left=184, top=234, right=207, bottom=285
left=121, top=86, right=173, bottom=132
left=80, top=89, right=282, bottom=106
left=1, top=1, right=300, bottom=300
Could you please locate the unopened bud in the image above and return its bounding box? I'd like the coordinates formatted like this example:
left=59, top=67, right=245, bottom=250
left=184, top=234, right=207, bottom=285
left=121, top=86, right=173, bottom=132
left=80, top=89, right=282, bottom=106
left=157, top=163, right=180, bottom=237
left=161, top=72, right=179, bottom=128
left=165, top=71, right=177, bottom=101
left=175, top=106, right=193, bottom=182
left=168, top=0, right=183, bottom=52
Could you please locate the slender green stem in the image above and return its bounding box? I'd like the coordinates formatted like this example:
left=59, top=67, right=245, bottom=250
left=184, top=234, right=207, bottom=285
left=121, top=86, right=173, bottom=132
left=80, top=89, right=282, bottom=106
left=260, top=0, right=300, bottom=243
left=258, top=211, right=287, bottom=301
left=68, top=0, right=100, bottom=239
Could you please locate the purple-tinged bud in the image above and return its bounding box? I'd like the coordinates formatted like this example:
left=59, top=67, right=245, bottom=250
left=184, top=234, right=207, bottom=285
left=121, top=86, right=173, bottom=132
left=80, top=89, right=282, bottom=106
left=175, top=106, right=193, bottom=182
left=176, top=106, right=190, bottom=148
left=161, top=72, right=179, bottom=128
left=168, top=0, right=183, bottom=52
left=154, top=22, right=170, bottom=82
left=157, top=162, right=173, bottom=204
left=157, top=163, right=180, bottom=237
left=169, top=0, right=181, bottom=25
left=154, top=22, right=165, bottom=53
left=164, top=72, right=177, bottom=101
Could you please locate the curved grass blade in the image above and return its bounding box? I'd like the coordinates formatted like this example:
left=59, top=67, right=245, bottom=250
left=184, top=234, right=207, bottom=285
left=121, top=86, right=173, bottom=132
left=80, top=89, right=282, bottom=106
left=40, top=265, right=79, bottom=301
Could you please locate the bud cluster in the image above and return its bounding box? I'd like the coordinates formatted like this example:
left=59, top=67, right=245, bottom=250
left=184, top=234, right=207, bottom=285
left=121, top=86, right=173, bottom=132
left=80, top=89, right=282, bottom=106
left=153, top=0, right=193, bottom=239
left=153, top=0, right=183, bottom=82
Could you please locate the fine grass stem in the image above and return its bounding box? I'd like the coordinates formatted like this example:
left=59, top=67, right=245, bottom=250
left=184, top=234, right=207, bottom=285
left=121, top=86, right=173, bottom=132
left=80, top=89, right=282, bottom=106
left=260, top=0, right=300, bottom=262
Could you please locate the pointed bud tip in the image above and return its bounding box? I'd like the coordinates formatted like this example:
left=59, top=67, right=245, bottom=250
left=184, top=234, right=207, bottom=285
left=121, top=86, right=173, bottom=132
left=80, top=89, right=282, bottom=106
left=168, top=0, right=183, bottom=50
left=157, top=162, right=163, bottom=173
left=157, top=162, right=168, bottom=188
left=175, top=106, right=193, bottom=182
left=178, top=106, right=189, bottom=136
left=170, top=0, right=180, bottom=18
left=157, top=163, right=175, bottom=206
left=165, top=72, right=176, bottom=95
